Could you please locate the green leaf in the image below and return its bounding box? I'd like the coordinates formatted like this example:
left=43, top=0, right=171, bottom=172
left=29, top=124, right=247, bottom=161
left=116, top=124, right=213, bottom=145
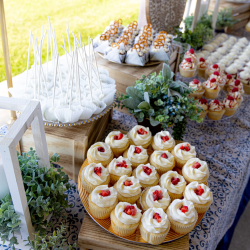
left=37, top=185, right=41, bottom=195
left=126, top=86, right=144, bottom=101
left=162, top=63, right=171, bottom=79
left=138, top=101, right=150, bottom=110
left=144, top=92, right=150, bottom=104
left=150, top=116, right=160, bottom=126
left=123, top=98, right=141, bottom=109
left=50, top=153, right=60, bottom=163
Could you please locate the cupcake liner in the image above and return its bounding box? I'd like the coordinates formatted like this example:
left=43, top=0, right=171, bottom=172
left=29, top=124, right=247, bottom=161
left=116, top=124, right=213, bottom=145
left=167, top=190, right=183, bottom=201
left=199, top=110, right=208, bottom=120
left=149, top=156, right=175, bottom=176
left=182, top=170, right=208, bottom=184
left=189, top=89, right=205, bottom=100
left=151, top=139, right=175, bottom=152
left=123, top=150, right=149, bottom=169
left=224, top=107, right=238, bottom=116
left=167, top=209, right=198, bottom=234
left=109, top=170, right=132, bottom=185
left=132, top=169, right=159, bottom=189
left=114, top=183, right=141, bottom=203
left=198, top=68, right=206, bottom=78
left=88, top=194, right=118, bottom=219
left=179, top=65, right=196, bottom=78
left=138, top=188, right=150, bottom=212
left=171, top=149, right=189, bottom=169
left=207, top=109, right=225, bottom=121
left=139, top=222, right=170, bottom=245
left=87, top=152, right=114, bottom=167
left=204, top=87, right=220, bottom=99
left=111, top=142, right=130, bottom=158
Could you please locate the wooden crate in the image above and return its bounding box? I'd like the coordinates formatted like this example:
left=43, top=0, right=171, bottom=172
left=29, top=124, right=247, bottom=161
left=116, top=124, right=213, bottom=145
left=78, top=214, right=189, bottom=250
left=96, top=47, right=180, bottom=95
left=20, top=110, right=111, bottom=182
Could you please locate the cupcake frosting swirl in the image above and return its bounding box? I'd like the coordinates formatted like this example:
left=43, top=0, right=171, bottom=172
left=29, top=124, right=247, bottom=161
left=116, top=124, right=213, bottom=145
left=108, top=156, right=132, bottom=176
left=189, top=80, right=203, bottom=91
left=83, top=163, right=109, bottom=185
left=91, top=185, right=117, bottom=207
left=184, top=182, right=213, bottom=205
left=209, top=100, right=225, bottom=111
left=151, top=151, right=175, bottom=169
left=141, top=208, right=170, bottom=233
left=88, top=142, right=112, bottom=161
left=228, top=91, right=243, bottom=101
left=127, top=145, right=148, bottom=163
left=168, top=199, right=196, bottom=224
left=128, top=125, right=152, bottom=146
left=174, top=143, right=196, bottom=161
left=223, top=97, right=238, bottom=109
left=115, top=202, right=142, bottom=224
left=160, top=171, right=186, bottom=194
left=135, top=163, right=158, bottom=184
left=146, top=186, right=171, bottom=210
left=116, top=175, right=141, bottom=197
left=180, top=59, right=195, bottom=70
left=153, top=131, right=175, bottom=150
left=105, top=131, right=129, bottom=148
left=204, top=79, right=219, bottom=90
left=182, top=158, right=209, bottom=181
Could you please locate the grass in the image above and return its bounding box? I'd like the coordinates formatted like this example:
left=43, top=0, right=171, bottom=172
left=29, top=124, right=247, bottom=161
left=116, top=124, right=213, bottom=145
left=0, top=0, right=139, bottom=82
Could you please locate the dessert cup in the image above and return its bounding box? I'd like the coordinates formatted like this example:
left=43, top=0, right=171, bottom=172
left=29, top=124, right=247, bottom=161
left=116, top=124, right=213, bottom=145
left=207, top=109, right=225, bottom=120
left=179, top=65, right=196, bottom=78
left=199, top=110, right=208, bottom=119
left=198, top=68, right=206, bottom=78
left=224, top=106, right=238, bottom=116
left=189, top=89, right=205, bottom=100
left=204, top=86, right=220, bottom=99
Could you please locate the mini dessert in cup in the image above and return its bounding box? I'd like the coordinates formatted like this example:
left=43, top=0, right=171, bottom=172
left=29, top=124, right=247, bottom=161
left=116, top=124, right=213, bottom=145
left=184, top=48, right=197, bottom=64
left=171, top=142, right=197, bottom=168
left=189, top=79, right=205, bottom=99
left=209, top=71, right=226, bottom=89
left=167, top=198, right=198, bottom=234
left=228, top=87, right=243, bottom=106
left=223, top=95, right=238, bottom=116
left=138, top=185, right=171, bottom=212
left=196, top=99, right=208, bottom=119
left=127, top=125, right=152, bottom=148
left=159, top=170, right=186, bottom=200
left=87, top=142, right=113, bottom=166
left=139, top=207, right=170, bottom=245
left=114, top=175, right=142, bottom=203
left=151, top=131, right=175, bottom=152
left=149, top=150, right=175, bottom=175
left=110, top=202, right=142, bottom=236
left=123, top=145, right=148, bottom=168
left=184, top=182, right=213, bottom=213
left=205, top=64, right=221, bottom=77
left=197, top=57, right=208, bottom=78
left=81, top=163, right=110, bottom=193
left=224, top=74, right=234, bottom=90
left=225, top=65, right=238, bottom=78
left=89, top=185, right=118, bottom=219
left=179, top=58, right=196, bottom=78
left=203, top=78, right=220, bottom=99
left=107, top=156, right=132, bottom=185
left=105, top=131, right=129, bottom=157
left=182, top=158, right=209, bottom=184
left=237, top=70, right=250, bottom=85
left=228, top=79, right=244, bottom=95
left=207, top=100, right=225, bottom=120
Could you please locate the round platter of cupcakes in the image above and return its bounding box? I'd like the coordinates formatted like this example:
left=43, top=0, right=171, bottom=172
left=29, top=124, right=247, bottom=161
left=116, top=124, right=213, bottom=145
left=78, top=125, right=213, bottom=245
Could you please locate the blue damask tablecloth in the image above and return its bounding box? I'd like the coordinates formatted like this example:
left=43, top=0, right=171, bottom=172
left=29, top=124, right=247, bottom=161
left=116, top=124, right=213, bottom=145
left=1, top=94, right=250, bottom=250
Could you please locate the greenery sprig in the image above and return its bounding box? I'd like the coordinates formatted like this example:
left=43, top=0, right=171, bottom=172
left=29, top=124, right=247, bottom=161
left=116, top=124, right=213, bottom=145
left=216, top=7, right=238, bottom=29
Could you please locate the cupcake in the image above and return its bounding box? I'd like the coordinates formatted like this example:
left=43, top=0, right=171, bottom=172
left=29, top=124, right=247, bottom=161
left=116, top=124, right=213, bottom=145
left=228, top=79, right=244, bottom=94
left=138, top=186, right=171, bottom=212
left=81, top=163, right=110, bottom=193
left=184, top=48, right=197, bottom=64
left=123, top=145, right=148, bottom=168
left=132, top=163, right=159, bottom=188
left=114, top=175, right=142, bottom=203
left=127, top=125, right=152, bottom=148
left=196, top=99, right=208, bottom=119
left=167, top=198, right=198, bottom=234
left=182, top=158, right=209, bottom=184
left=110, top=202, right=142, bottom=236
left=88, top=185, right=118, bottom=219
left=205, top=64, right=221, bottom=77
left=87, top=142, right=113, bottom=166
left=189, top=79, right=205, bottom=99
left=224, top=74, right=234, bottom=90
left=159, top=171, right=186, bottom=200
left=149, top=151, right=175, bottom=175
left=203, top=78, right=220, bottom=99
left=139, top=208, right=170, bottom=245
left=207, top=100, right=225, bottom=120
left=197, top=57, right=208, bottom=78
left=151, top=131, right=175, bottom=152
left=209, top=71, right=226, bottom=89
left=225, top=64, right=238, bottom=78
left=179, top=58, right=196, bottom=78
left=105, top=131, right=129, bottom=157
left=184, top=182, right=213, bottom=214
left=107, top=156, right=132, bottom=185
left=237, top=70, right=250, bottom=85
left=223, top=95, right=238, bottom=116
left=228, top=87, right=243, bottom=106
left=171, top=142, right=196, bottom=168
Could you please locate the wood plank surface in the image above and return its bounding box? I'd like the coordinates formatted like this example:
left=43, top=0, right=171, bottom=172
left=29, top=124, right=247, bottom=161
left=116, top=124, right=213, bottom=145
left=78, top=214, right=189, bottom=250
left=227, top=19, right=249, bottom=32
left=209, top=1, right=250, bottom=14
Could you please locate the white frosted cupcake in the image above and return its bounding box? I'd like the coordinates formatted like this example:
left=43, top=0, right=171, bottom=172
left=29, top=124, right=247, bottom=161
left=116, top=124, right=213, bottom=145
left=151, top=131, right=175, bottom=152
left=138, top=185, right=171, bottom=212
left=139, top=207, right=170, bottom=245
left=87, top=142, right=113, bottom=166
left=196, top=99, right=208, bottom=119
left=107, top=156, right=132, bottom=185
left=228, top=79, right=244, bottom=95
left=184, top=182, right=213, bottom=213
left=159, top=171, right=186, bottom=200
left=167, top=198, right=198, bottom=234
left=127, top=125, right=152, bottom=148
left=114, top=175, right=142, bottom=203
left=189, top=79, right=205, bottom=99
left=182, top=158, right=209, bottom=184
left=89, top=185, right=118, bottom=219
left=132, top=163, right=159, bottom=188
left=105, top=131, right=129, bottom=157
left=123, top=145, right=149, bottom=168
left=110, top=202, right=142, bottom=236
left=203, top=77, right=220, bottom=99
left=171, top=142, right=196, bottom=168
left=228, top=87, right=243, bottom=106
left=207, top=100, right=225, bottom=121
left=149, top=151, right=175, bottom=175
left=81, top=163, right=110, bottom=193
left=223, top=95, right=238, bottom=116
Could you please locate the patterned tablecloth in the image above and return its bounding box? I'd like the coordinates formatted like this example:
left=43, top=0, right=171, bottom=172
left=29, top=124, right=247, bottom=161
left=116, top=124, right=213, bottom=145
left=1, top=94, right=250, bottom=250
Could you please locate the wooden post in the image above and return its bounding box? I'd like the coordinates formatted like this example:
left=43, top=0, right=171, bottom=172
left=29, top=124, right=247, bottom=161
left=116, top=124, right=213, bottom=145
left=0, top=0, right=17, bottom=123
left=191, top=0, right=201, bottom=32
left=212, top=0, right=221, bottom=31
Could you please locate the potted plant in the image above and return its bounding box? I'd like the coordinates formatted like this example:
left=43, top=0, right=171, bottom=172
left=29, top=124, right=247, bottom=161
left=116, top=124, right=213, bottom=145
left=216, top=7, right=238, bottom=33
left=115, top=64, right=203, bottom=140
